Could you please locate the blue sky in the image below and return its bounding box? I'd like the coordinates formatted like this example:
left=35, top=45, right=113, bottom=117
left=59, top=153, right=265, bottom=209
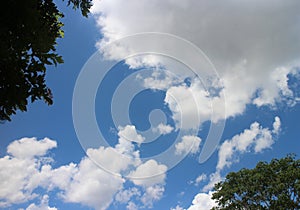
left=1, top=0, right=300, bottom=210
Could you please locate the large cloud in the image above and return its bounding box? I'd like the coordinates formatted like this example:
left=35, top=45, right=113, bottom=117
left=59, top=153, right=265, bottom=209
left=89, top=2, right=298, bottom=209
left=91, top=0, right=300, bottom=71
left=61, top=156, right=124, bottom=210
left=91, top=0, right=300, bottom=130
left=0, top=135, right=167, bottom=210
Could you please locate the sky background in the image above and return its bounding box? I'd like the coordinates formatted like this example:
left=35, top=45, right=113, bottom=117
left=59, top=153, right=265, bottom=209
left=1, top=0, right=300, bottom=210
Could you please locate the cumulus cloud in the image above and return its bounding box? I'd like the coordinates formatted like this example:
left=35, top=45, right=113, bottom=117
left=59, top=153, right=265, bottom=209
left=128, top=159, right=167, bottom=208
left=187, top=191, right=216, bottom=210
left=0, top=137, right=122, bottom=210
left=0, top=137, right=58, bottom=207
left=129, top=159, right=167, bottom=187
left=118, top=125, right=145, bottom=145
left=0, top=136, right=167, bottom=210
left=7, top=137, right=57, bottom=159
left=175, top=135, right=201, bottom=155
left=91, top=0, right=300, bottom=72
left=91, top=0, right=300, bottom=131
left=61, top=157, right=124, bottom=210
left=152, top=123, right=174, bottom=135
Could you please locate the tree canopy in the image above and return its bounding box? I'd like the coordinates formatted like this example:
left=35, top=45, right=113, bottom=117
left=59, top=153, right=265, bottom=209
left=212, top=154, right=300, bottom=209
left=0, top=0, right=92, bottom=121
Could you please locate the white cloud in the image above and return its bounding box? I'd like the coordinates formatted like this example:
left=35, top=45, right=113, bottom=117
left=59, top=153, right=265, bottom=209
left=0, top=137, right=123, bottom=210
left=253, top=67, right=295, bottom=106
left=164, top=83, right=202, bottom=130
left=115, top=188, right=140, bottom=204
left=126, top=201, right=138, bottom=210
left=25, top=195, right=57, bottom=210
left=26, top=162, right=78, bottom=193
left=91, top=0, right=300, bottom=74
left=201, top=117, right=281, bottom=193
left=0, top=137, right=166, bottom=210
left=139, top=70, right=181, bottom=90
left=187, top=191, right=216, bottom=210
left=0, top=138, right=58, bottom=207
left=61, top=157, right=124, bottom=210
left=273, top=116, right=281, bottom=134
left=7, top=137, right=57, bottom=159
left=91, top=0, right=300, bottom=131
left=118, top=125, right=145, bottom=145
left=171, top=205, right=184, bottom=210
left=216, top=117, right=280, bottom=171
left=175, top=135, right=201, bottom=155
left=202, top=172, right=222, bottom=193
left=88, top=1, right=300, bottom=209
left=194, top=173, right=207, bottom=186
left=183, top=117, right=282, bottom=209
left=140, top=185, right=165, bottom=208
left=128, top=160, right=167, bottom=209
left=152, top=123, right=174, bottom=135
left=129, top=159, right=167, bottom=187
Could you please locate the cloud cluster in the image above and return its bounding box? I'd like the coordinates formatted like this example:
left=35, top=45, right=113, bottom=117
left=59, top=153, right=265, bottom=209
left=188, top=117, right=281, bottom=209
left=0, top=137, right=58, bottom=207
left=89, top=2, right=299, bottom=209
left=0, top=134, right=167, bottom=210
left=91, top=0, right=300, bottom=132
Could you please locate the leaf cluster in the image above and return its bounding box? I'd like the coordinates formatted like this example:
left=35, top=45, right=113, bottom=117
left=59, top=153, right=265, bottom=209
left=0, top=0, right=91, bottom=121
left=212, top=154, right=300, bottom=210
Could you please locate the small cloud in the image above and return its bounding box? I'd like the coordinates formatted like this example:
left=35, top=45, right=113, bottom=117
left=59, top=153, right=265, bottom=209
left=118, top=125, right=145, bottom=145
left=7, top=137, right=57, bottom=159
left=187, top=191, right=216, bottom=210
left=140, top=185, right=165, bottom=208
left=152, top=123, right=174, bottom=135
left=175, top=135, right=201, bottom=155
left=126, top=201, right=139, bottom=210
left=115, top=188, right=140, bottom=204
left=194, top=173, right=207, bottom=186
left=272, top=116, right=281, bottom=134
left=171, top=205, right=184, bottom=210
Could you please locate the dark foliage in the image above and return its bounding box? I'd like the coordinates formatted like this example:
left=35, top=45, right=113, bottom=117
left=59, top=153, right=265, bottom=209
left=212, top=154, right=300, bottom=210
left=0, top=0, right=92, bottom=121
